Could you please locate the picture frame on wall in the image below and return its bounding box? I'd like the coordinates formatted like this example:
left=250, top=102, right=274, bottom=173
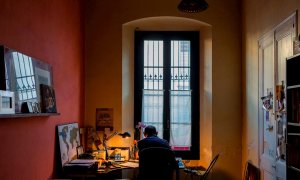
left=96, top=108, right=114, bottom=131
left=0, top=90, right=15, bottom=114
left=0, top=45, right=54, bottom=113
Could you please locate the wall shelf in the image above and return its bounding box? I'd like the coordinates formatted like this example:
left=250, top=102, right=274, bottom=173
left=288, top=122, right=300, bottom=126
left=0, top=113, right=60, bottom=118
left=288, top=166, right=300, bottom=173
left=286, top=53, right=300, bottom=179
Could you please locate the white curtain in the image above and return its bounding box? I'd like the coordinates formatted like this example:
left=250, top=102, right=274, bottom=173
left=170, top=90, right=191, bottom=149
left=142, top=89, right=164, bottom=138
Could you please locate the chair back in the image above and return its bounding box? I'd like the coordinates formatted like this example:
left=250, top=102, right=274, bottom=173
left=201, top=154, right=219, bottom=180
left=138, top=147, right=178, bottom=180
left=243, top=161, right=260, bottom=180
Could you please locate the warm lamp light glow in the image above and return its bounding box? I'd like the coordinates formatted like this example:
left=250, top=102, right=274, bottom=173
left=103, top=131, right=131, bottom=159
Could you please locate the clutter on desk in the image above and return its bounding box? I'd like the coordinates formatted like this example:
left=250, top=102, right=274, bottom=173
left=119, top=162, right=139, bottom=168
left=63, top=159, right=99, bottom=172
left=107, top=147, right=130, bottom=161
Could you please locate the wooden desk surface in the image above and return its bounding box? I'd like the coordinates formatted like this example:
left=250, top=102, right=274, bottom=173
left=63, top=161, right=139, bottom=180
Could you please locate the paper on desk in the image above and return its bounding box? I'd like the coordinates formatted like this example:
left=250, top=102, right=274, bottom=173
left=119, top=162, right=139, bottom=168
left=64, top=163, right=93, bottom=167
left=69, top=159, right=97, bottom=164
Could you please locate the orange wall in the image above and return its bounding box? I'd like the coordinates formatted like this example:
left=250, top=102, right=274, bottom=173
left=85, top=0, right=242, bottom=179
left=0, top=0, right=84, bottom=179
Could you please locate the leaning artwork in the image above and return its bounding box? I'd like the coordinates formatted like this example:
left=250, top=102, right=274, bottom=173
left=57, top=123, right=80, bottom=165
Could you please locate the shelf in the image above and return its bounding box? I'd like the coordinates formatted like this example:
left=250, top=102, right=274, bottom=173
left=288, top=133, right=300, bottom=136
left=288, top=122, right=300, bottom=126
left=0, top=113, right=60, bottom=118
left=287, top=84, right=300, bottom=89
left=288, top=166, right=300, bottom=173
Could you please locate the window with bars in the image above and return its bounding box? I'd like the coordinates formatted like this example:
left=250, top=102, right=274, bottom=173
left=134, top=31, right=200, bottom=159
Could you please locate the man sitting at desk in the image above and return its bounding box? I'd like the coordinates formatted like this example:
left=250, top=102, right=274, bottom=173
left=137, top=125, right=178, bottom=180
left=137, top=125, right=171, bottom=151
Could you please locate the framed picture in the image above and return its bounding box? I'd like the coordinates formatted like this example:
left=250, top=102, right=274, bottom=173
left=96, top=108, right=114, bottom=131
left=0, top=90, right=15, bottom=114
left=1, top=46, right=53, bottom=113
left=76, top=146, right=84, bottom=158
left=57, top=123, right=80, bottom=165
left=40, top=84, right=57, bottom=113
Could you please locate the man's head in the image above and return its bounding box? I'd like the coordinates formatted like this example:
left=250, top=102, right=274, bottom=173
left=143, top=125, right=158, bottom=137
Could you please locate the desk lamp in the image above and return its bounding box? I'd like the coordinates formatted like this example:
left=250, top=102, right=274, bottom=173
left=103, top=131, right=131, bottom=160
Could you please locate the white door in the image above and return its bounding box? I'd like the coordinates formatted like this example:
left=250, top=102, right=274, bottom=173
left=274, top=14, right=296, bottom=180
left=258, top=13, right=296, bottom=180
left=259, top=32, right=277, bottom=180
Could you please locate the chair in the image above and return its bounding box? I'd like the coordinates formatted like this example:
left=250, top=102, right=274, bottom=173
left=200, top=154, right=219, bottom=179
left=138, top=147, right=179, bottom=180
left=243, top=161, right=260, bottom=180
left=185, top=154, right=219, bottom=180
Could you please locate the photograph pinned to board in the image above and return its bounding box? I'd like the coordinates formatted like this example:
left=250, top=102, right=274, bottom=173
left=96, top=108, right=114, bottom=131
left=40, top=84, right=57, bottom=113
left=261, top=88, right=273, bottom=111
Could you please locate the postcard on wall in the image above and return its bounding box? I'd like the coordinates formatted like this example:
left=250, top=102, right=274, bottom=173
left=96, top=108, right=114, bottom=131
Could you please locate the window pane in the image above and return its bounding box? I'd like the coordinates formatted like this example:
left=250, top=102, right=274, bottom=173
left=142, top=90, right=164, bottom=138
left=170, top=40, right=191, bottom=150
left=142, top=40, right=164, bottom=138
left=171, top=41, right=190, bottom=90
left=143, top=40, right=163, bottom=90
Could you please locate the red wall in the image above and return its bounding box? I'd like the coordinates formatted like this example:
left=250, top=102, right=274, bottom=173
left=0, top=0, right=84, bottom=179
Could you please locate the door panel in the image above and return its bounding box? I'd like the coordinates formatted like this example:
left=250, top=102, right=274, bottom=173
left=259, top=32, right=276, bottom=179
left=258, top=13, right=296, bottom=180
left=274, top=28, right=294, bottom=180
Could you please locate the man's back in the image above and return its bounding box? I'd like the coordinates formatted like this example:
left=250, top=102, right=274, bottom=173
left=138, top=135, right=171, bottom=152
left=138, top=147, right=178, bottom=180
left=137, top=125, right=178, bottom=180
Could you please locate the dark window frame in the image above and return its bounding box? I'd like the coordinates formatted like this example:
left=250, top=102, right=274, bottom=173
left=134, top=31, right=200, bottom=159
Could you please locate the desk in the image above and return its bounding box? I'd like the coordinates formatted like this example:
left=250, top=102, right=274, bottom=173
left=62, top=161, right=186, bottom=180
left=63, top=161, right=139, bottom=180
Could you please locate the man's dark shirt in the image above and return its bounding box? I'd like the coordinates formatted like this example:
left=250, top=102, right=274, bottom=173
left=137, top=135, right=178, bottom=180
left=137, top=135, right=171, bottom=152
